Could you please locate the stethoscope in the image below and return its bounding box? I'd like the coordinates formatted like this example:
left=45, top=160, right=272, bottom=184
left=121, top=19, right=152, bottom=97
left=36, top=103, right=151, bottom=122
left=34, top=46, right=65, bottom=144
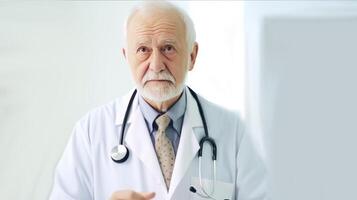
left=110, top=87, right=217, bottom=199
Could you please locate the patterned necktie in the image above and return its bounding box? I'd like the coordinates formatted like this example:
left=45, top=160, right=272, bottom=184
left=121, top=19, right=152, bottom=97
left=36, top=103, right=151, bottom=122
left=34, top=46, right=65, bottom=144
left=155, top=113, right=175, bottom=190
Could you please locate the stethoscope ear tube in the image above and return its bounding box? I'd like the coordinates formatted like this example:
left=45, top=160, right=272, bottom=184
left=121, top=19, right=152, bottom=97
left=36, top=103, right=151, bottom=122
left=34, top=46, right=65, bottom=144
left=110, top=90, right=137, bottom=163
left=198, top=136, right=217, bottom=160
left=119, top=90, right=137, bottom=145
left=188, top=87, right=217, bottom=161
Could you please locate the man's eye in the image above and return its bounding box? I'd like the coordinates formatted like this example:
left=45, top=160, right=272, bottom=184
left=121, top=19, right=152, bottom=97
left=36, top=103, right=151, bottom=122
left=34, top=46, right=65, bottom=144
left=137, top=47, right=149, bottom=53
left=162, top=45, right=175, bottom=53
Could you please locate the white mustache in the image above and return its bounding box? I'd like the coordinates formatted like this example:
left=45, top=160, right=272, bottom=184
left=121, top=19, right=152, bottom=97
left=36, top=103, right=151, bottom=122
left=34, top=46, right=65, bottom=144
left=142, top=70, right=175, bottom=84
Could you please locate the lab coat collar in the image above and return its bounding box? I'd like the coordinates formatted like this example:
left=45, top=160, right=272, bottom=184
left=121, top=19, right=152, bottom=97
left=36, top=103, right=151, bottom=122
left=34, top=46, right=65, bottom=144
left=168, top=87, right=203, bottom=198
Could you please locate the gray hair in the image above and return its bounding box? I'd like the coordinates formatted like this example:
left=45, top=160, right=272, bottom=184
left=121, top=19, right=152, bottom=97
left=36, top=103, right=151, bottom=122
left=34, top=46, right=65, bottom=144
left=123, top=1, right=196, bottom=51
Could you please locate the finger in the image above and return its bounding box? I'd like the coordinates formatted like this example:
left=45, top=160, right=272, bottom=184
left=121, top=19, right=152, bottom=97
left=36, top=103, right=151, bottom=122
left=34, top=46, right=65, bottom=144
left=110, top=190, right=155, bottom=200
left=111, top=190, right=139, bottom=200
left=140, top=192, right=155, bottom=199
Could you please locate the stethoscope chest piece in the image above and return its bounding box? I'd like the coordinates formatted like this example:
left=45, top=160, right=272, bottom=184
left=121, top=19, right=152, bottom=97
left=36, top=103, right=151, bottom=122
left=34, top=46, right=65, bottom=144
left=111, top=144, right=129, bottom=163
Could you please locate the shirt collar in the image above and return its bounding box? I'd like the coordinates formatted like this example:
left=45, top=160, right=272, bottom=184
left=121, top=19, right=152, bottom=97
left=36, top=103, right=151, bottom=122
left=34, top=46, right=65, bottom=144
left=138, top=89, right=187, bottom=133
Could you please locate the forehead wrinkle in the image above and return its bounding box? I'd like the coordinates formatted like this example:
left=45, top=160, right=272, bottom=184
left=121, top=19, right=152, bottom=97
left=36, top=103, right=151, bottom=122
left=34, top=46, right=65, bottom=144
left=149, top=22, right=177, bottom=29
left=134, top=20, right=180, bottom=33
left=130, top=17, right=186, bottom=49
left=134, top=36, right=177, bottom=45
left=135, top=29, right=177, bottom=37
left=133, top=30, right=180, bottom=46
left=135, top=26, right=178, bottom=35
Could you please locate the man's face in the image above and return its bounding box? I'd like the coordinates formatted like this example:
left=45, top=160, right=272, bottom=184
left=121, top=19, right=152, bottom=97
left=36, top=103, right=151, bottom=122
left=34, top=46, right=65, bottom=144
left=124, top=9, right=194, bottom=102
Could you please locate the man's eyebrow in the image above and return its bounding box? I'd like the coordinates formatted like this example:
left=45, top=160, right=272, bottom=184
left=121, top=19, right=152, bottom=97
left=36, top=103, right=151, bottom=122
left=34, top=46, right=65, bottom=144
left=161, top=39, right=178, bottom=45
left=135, top=40, right=151, bottom=47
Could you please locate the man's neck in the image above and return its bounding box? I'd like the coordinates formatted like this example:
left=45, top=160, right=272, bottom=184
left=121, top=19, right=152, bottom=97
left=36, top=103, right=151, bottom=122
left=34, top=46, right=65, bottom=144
left=143, top=93, right=182, bottom=113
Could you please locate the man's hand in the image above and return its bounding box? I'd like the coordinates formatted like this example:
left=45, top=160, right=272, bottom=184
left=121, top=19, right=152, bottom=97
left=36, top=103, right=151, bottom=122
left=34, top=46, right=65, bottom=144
left=110, top=190, right=155, bottom=200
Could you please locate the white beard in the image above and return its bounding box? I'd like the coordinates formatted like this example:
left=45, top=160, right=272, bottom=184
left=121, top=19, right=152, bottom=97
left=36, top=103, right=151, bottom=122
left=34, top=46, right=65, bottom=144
left=137, top=70, right=187, bottom=102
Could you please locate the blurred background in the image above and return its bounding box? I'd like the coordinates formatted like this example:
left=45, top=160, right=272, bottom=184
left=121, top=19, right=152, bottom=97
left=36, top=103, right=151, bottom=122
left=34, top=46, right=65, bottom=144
left=1, top=1, right=357, bottom=200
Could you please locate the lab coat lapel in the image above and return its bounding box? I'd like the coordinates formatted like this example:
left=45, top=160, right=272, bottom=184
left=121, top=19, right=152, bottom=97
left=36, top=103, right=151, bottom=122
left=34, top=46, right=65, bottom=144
left=168, top=87, right=203, bottom=198
left=115, top=92, right=167, bottom=192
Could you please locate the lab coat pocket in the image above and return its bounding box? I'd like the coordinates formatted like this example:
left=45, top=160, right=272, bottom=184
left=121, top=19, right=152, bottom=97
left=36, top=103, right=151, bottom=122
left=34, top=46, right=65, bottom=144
left=190, top=177, right=234, bottom=200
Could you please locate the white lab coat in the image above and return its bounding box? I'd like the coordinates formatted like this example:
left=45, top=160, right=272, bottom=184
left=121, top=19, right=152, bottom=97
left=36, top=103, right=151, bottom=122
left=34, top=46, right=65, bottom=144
left=50, top=87, right=268, bottom=200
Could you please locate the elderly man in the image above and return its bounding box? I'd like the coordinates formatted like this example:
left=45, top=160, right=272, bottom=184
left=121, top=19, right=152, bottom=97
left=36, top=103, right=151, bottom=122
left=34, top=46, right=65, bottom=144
left=50, top=1, right=267, bottom=200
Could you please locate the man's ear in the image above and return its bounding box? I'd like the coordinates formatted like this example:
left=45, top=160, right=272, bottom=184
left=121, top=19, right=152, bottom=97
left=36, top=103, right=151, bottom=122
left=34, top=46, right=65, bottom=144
left=122, top=48, right=127, bottom=59
left=188, top=42, right=199, bottom=71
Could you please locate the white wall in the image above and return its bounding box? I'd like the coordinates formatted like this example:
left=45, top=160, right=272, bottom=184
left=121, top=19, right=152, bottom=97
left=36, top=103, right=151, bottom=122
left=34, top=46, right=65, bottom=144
left=0, top=2, right=135, bottom=199
left=0, top=2, right=246, bottom=199
left=245, top=2, right=357, bottom=200
left=187, top=1, right=245, bottom=114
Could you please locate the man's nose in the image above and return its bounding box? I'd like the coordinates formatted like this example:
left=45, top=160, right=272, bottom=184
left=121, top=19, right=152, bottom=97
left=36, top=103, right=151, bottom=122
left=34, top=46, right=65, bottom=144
left=148, top=49, right=165, bottom=72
